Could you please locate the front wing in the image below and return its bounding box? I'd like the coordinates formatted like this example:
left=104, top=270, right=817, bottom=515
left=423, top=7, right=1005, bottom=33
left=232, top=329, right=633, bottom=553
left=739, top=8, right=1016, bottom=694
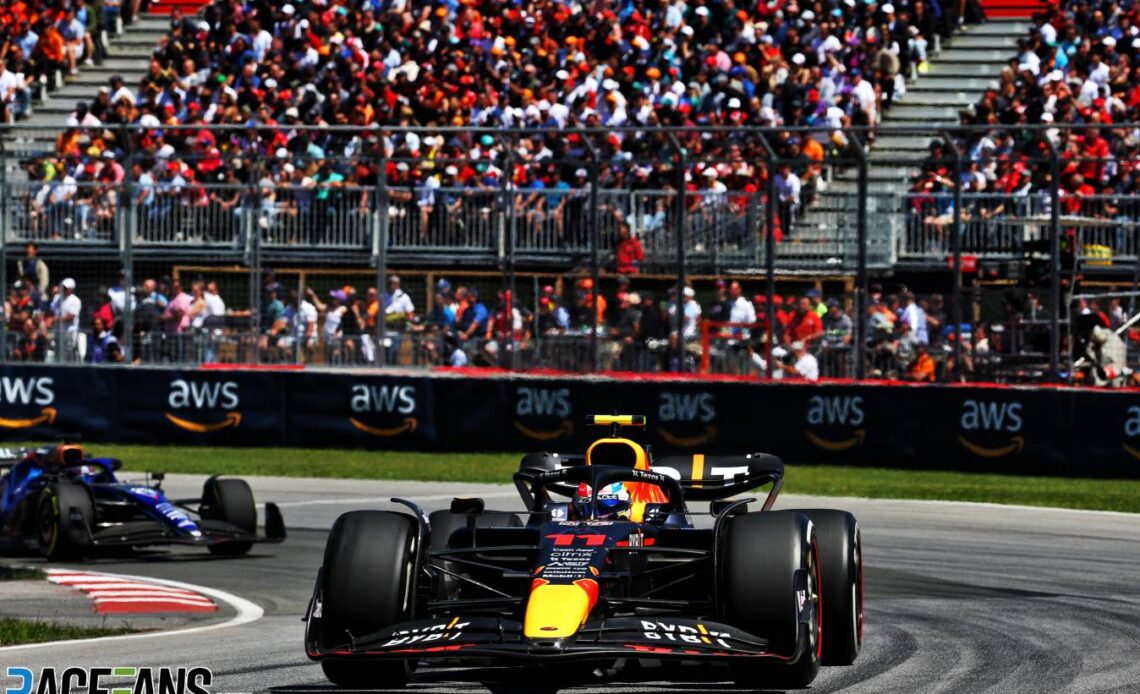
left=73, top=503, right=286, bottom=549
left=308, top=616, right=786, bottom=663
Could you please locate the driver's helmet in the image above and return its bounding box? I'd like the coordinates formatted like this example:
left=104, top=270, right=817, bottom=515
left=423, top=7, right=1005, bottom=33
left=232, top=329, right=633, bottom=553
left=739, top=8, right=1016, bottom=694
left=572, top=482, right=631, bottom=520
left=71, top=465, right=98, bottom=484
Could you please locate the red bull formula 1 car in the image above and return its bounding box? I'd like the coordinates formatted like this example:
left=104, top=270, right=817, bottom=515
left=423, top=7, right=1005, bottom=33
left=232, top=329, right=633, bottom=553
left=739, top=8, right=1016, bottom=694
left=304, top=415, right=863, bottom=690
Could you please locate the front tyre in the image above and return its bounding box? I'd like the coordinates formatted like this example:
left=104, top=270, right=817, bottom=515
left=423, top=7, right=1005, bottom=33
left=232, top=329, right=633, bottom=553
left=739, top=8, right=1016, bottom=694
left=38, top=481, right=94, bottom=561
left=800, top=509, right=863, bottom=665
left=318, top=511, right=418, bottom=688
left=201, top=477, right=256, bottom=556
left=721, top=510, right=821, bottom=690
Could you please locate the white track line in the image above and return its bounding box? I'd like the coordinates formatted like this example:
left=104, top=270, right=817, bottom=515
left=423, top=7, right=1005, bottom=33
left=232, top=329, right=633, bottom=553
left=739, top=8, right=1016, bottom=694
left=0, top=570, right=263, bottom=653
left=783, top=492, right=1140, bottom=517
left=90, top=592, right=214, bottom=601
left=263, top=491, right=518, bottom=508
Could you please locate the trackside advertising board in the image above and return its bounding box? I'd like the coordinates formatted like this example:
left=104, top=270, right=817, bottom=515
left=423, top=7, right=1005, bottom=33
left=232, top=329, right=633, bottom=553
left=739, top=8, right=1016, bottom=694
left=0, top=365, right=1134, bottom=477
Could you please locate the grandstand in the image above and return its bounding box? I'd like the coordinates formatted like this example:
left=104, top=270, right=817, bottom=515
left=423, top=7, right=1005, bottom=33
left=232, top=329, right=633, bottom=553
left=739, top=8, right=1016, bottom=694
left=1, top=0, right=1138, bottom=384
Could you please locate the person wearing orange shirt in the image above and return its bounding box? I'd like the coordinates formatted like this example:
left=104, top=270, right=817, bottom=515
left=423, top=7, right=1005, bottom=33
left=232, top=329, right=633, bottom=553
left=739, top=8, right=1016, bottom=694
left=36, top=24, right=68, bottom=79
left=907, top=344, right=937, bottom=382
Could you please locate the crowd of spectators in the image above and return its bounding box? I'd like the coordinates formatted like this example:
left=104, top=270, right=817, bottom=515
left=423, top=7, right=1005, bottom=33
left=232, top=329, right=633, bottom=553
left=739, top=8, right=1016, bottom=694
left=0, top=0, right=126, bottom=123
left=911, top=0, right=1140, bottom=256
left=12, top=0, right=975, bottom=249
left=6, top=248, right=1060, bottom=383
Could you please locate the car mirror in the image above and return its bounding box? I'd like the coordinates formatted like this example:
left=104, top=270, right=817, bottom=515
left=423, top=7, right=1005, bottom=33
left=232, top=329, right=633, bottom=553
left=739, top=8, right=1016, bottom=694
left=450, top=497, right=485, bottom=515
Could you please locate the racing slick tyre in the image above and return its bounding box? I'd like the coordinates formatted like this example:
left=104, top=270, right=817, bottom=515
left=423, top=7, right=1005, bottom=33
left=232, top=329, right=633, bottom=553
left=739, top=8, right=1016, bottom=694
left=800, top=509, right=863, bottom=665
left=201, top=477, right=256, bottom=556
left=37, top=480, right=95, bottom=561
left=429, top=509, right=522, bottom=599
left=720, top=510, right=821, bottom=690
left=319, top=511, right=418, bottom=688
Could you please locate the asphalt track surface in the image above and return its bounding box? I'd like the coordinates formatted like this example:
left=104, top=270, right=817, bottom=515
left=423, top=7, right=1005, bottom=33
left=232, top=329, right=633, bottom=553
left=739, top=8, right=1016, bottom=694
left=4, top=474, right=1140, bottom=694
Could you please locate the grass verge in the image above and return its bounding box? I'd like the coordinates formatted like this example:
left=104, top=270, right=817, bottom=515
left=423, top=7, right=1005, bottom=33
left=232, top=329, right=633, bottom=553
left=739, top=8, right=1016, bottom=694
left=0, top=618, right=135, bottom=646
left=0, top=566, right=45, bottom=582
left=56, top=442, right=1139, bottom=514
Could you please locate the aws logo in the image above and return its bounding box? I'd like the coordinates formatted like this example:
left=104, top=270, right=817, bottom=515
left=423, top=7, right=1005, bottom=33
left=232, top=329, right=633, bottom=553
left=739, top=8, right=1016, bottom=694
left=1122, top=406, right=1140, bottom=461
left=958, top=399, right=1023, bottom=458
left=166, top=380, right=241, bottom=432
left=804, top=395, right=865, bottom=452
left=0, top=376, right=56, bottom=428
left=349, top=384, right=418, bottom=437
left=656, top=393, right=717, bottom=447
left=514, top=387, right=573, bottom=440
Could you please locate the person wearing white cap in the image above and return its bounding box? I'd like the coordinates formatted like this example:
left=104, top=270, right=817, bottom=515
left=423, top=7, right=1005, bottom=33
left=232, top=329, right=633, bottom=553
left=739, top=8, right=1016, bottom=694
left=668, top=286, right=703, bottom=340
left=778, top=340, right=819, bottom=381
left=58, top=278, right=83, bottom=343
left=882, top=3, right=894, bottom=13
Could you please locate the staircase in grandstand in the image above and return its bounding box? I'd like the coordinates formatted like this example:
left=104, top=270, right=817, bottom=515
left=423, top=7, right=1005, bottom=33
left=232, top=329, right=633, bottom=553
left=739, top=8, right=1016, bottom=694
left=790, top=18, right=1029, bottom=274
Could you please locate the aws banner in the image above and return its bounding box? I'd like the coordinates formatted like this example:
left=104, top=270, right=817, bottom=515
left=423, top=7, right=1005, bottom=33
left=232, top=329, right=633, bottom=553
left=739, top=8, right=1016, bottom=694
left=0, top=365, right=113, bottom=440
left=116, top=369, right=285, bottom=445
left=0, top=365, right=1136, bottom=478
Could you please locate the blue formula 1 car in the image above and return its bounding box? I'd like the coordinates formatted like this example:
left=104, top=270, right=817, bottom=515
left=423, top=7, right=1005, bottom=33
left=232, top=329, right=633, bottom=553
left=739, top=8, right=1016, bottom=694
left=0, top=442, right=285, bottom=561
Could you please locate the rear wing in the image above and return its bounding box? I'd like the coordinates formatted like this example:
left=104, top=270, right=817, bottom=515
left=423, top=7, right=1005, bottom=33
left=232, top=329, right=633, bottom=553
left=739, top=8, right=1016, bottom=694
left=651, top=454, right=784, bottom=506
left=517, top=451, right=784, bottom=509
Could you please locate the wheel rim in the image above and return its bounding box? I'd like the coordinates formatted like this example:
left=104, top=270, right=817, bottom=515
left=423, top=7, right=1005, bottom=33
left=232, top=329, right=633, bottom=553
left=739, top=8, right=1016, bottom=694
left=854, top=528, right=864, bottom=643
left=810, top=539, right=822, bottom=660
left=39, top=496, right=58, bottom=551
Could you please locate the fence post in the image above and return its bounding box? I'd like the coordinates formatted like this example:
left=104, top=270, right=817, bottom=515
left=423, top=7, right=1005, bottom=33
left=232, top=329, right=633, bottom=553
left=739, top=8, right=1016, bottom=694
left=852, top=132, right=868, bottom=380
left=581, top=135, right=601, bottom=373
left=1046, top=138, right=1061, bottom=382
left=0, top=140, right=7, bottom=362
left=666, top=133, right=687, bottom=371
left=757, top=136, right=778, bottom=379
left=944, top=132, right=964, bottom=381
left=120, top=155, right=135, bottom=362
left=247, top=147, right=262, bottom=364
left=500, top=140, right=518, bottom=370
left=375, top=152, right=388, bottom=367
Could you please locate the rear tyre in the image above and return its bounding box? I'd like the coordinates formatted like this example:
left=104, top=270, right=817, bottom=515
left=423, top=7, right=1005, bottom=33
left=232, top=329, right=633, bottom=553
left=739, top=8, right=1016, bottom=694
left=319, top=511, right=418, bottom=688
left=37, top=481, right=94, bottom=561
left=721, top=510, right=821, bottom=690
left=201, top=477, right=256, bottom=556
left=800, top=509, right=863, bottom=665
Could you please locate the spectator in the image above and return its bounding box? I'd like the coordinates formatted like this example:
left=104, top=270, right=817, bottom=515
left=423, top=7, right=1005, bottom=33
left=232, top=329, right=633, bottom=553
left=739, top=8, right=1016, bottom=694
left=308, top=287, right=348, bottom=363
left=785, top=296, right=825, bottom=346
left=56, top=277, right=81, bottom=334
left=88, top=315, right=122, bottom=363
left=456, top=287, right=488, bottom=342
left=822, top=299, right=854, bottom=347
left=607, top=291, right=642, bottom=370
left=0, top=56, right=33, bottom=122
left=807, top=288, right=827, bottom=317
left=17, top=243, right=49, bottom=295
left=900, top=292, right=929, bottom=344
left=727, top=281, right=756, bottom=339
left=669, top=286, right=702, bottom=341
left=908, top=343, right=937, bottom=382
left=778, top=340, right=820, bottom=381
left=13, top=318, right=47, bottom=362
left=162, top=280, right=193, bottom=334
left=613, top=222, right=645, bottom=275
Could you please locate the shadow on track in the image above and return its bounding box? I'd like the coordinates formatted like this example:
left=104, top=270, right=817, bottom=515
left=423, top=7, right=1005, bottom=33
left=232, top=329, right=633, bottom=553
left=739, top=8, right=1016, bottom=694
left=271, top=662, right=794, bottom=694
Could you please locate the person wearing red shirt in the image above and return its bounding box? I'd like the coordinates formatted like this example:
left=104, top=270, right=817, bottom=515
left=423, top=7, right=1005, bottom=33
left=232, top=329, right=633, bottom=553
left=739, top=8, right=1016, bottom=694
left=785, top=297, right=824, bottom=346
left=614, top=222, right=644, bottom=275
left=1079, top=129, right=1109, bottom=183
